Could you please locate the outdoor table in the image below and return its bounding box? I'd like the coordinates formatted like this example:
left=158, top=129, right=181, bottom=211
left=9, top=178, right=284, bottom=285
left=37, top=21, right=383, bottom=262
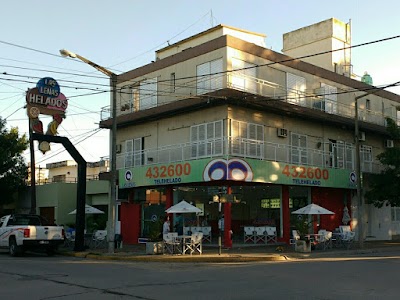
left=306, top=233, right=332, bottom=250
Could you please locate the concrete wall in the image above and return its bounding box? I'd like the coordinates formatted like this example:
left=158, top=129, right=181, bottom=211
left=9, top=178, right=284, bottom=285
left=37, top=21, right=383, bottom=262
left=34, top=180, right=109, bottom=226
left=282, top=18, right=350, bottom=73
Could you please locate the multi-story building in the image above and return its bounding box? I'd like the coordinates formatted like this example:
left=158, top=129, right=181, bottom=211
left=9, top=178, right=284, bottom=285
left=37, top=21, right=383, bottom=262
left=100, top=18, right=400, bottom=245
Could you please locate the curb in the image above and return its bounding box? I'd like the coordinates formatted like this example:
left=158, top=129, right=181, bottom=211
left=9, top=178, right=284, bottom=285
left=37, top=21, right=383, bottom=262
left=58, top=245, right=400, bottom=263
left=60, top=251, right=288, bottom=263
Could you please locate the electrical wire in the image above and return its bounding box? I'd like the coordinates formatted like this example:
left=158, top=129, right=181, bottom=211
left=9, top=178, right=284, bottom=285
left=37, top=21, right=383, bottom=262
left=0, top=40, right=61, bottom=58
left=31, top=128, right=105, bottom=165
left=2, top=33, right=399, bottom=102
left=0, top=64, right=108, bottom=79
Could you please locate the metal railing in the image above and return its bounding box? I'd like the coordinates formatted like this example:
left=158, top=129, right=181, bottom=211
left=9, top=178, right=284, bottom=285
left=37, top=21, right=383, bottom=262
left=101, top=72, right=394, bottom=128
left=26, top=175, right=101, bottom=186
left=118, top=137, right=376, bottom=174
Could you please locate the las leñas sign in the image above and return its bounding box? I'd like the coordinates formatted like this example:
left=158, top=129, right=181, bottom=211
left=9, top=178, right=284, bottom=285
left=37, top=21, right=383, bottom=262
left=26, top=77, right=68, bottom=154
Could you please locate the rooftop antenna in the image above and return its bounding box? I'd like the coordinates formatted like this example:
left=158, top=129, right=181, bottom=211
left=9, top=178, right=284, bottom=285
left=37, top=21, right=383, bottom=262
left=210, top=10, right=214, bottom=27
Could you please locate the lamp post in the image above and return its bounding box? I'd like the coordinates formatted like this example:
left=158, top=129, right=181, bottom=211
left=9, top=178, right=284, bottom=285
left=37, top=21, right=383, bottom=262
left=60, top=49, right=118, bottom=254
left=354, top=93, right=364, bottom=249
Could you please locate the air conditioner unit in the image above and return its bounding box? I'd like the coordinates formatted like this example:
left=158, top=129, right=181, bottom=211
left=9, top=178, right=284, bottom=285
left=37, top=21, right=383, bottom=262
left=115, top=144, right=122, bottom=153
left=385, top=139, right=394, bottom=148
left=277, top=128, right=288, bottom=138
left=359, top=132, right=366, bottom=142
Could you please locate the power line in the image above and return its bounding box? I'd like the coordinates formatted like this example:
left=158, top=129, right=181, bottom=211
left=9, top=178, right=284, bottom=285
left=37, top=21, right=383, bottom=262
left=0, top=64, right=108, bottom=79
left=109, top=11, right=212, bottom=69
left=2, top=72, right=111, bottom=88
left=32, top=128, right=104, bottom=165
left=1, top=33, right=399, bottom=118
left=0, top=40, right=61, bottom=58
left=0, top=56, right=109, bottom=78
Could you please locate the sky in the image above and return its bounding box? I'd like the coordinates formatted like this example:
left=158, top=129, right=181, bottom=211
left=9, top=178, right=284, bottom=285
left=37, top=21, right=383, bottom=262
left=1, top=0, right=399, bottom=168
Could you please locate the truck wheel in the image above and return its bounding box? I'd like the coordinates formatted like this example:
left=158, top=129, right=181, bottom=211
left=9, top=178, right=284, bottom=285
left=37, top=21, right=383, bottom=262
left=9, top=238, right=22, bottom=257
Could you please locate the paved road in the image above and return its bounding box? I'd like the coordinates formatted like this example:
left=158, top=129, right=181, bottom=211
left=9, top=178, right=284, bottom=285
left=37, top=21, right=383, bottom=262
left=1, top=250, right=399, bottom=299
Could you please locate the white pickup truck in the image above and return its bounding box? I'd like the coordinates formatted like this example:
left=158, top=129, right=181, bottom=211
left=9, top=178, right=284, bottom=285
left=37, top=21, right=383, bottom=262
left=0, top=214, right=65, bottom=256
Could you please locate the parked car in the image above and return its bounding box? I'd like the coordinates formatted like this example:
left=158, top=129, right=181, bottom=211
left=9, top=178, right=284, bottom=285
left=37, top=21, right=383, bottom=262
left=0, top=214, right=64, bottom=256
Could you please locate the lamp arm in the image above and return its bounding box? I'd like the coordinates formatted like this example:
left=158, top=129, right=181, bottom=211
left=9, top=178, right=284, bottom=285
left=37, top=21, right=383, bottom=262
left=74, top=53, right=116, bottom=78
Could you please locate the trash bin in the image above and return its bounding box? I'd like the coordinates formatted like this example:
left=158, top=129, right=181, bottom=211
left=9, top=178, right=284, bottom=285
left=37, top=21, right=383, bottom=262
left=114, top=234, right=123, bottom=249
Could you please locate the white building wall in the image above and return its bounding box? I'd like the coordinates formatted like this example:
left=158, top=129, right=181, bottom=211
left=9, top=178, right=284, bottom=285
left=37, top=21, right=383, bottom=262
left=366, top=203, right=392, bottom=240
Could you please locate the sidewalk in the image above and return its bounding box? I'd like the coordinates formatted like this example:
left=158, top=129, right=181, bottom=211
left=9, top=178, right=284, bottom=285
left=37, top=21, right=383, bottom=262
left=59, top=240, right=400, bottom=263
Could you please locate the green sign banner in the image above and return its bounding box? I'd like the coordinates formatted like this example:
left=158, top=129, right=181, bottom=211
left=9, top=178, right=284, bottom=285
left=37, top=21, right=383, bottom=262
left=119, top=157, right=357, bottom=189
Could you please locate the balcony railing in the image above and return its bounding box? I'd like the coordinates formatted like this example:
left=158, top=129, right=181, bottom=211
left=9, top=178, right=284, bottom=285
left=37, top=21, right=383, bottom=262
left=118, top=137, right=379, bottom=174
left=101, top=72, right=395, bottom=129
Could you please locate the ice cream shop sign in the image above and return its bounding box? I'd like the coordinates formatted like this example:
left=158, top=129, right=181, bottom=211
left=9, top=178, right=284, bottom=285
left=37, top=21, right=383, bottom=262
left=26, top=77, right=68, bottom=153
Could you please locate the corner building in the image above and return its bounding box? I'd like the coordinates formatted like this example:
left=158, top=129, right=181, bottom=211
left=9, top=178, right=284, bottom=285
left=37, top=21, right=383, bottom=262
left=100, top=18, right=400, bottom=245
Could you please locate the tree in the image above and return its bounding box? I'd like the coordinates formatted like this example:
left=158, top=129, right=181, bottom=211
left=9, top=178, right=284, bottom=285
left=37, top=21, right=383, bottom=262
left=0, top=117, right=28, bottom=205
left=365, top=118, right=400, bottom=207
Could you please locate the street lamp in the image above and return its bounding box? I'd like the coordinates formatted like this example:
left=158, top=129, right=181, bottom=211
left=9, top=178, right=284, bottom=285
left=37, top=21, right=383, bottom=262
left=354, top=93, right=365, bottom=249
left=60, top=49, right=118, bottom=254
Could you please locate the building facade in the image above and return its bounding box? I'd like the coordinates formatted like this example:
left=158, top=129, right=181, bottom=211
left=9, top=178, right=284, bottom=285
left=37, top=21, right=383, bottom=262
left=99, top=18, right=400, bottom=245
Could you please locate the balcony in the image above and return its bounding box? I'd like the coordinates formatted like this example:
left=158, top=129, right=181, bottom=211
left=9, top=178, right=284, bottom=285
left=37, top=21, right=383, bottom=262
left=102, top=72, right=394, bottom=130
left=118, top=137, right=380, bottom=174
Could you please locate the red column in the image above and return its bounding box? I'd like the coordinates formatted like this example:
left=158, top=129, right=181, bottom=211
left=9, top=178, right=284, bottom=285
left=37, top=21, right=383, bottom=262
left=282, top=185, right=290, bottom=244
left=121, top=202, right=140, bottom=244
left=224, top=202, right=232, bottom=248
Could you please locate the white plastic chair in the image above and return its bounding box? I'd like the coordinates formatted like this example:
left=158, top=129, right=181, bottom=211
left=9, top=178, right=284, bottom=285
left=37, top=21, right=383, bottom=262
left=201, top=226, right=212, bottom=243
left=290, top=230, right=301, bottom=245
left=255, top=226, right=266, bottom=244
left=191, top=226, right=202, bottom=234
left=316, top=230, right=332, bottom=250
left=244, top=226, right=256, bottom=243
left=163, top=232, right=180, bottom=254
left=265, top=226, right=277, bottom=244
left=339, top=225, right=355, bottom=248
left=190, top=232, right=203, bottom=255
left=92, top=230, right=107, bottom=248
left=64, top=231, right=75, bottom=248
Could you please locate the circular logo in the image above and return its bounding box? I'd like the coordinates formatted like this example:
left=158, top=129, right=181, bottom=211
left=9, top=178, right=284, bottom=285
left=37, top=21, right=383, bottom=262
left=36, top=77, right=60, bottom=97
left=203, top=159, right=227, bottom=181
left=350, top=172, right=356, bottom=183
left=151, top=215, right=158, bottom=222
left=125, top=170, right=132, bottom=181
left=29, top=106, right=40, bottom=118
left=203, top=158, right=253, bottom=182
left=228, top=158, right=253, bottom=181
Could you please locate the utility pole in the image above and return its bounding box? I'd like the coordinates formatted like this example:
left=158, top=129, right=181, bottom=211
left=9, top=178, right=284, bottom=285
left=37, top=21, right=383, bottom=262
left=28, top=118, right=36, bottom=214
left=354, top=93, right=364, bottom=248
left=59, top=49, right=118, bottom=254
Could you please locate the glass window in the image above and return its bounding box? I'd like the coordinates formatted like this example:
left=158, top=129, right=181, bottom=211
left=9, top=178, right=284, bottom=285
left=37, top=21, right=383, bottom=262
left=231, top=120, right=264, bottom=158
left=289, top=186, right=311, bottom=234
left=53, top=174, right=66, bottom=183
left=317, top=83, right=338, bottom=114
left=190, top=120, right=223, bottom=158
left=139, top=77, right=157, bottom=110
left=231, top=58, right=257, bottom=93
left=286, top=73, right=306, bottom=106
left=125, top=138, right=143, bottom=168
left=290, top=132, right=307, bottom=165
left=366, top=99, right=371, bottom=111
left=196, top=58, right=223, bottom=95
left=231, top=185, right=282, bottom=237
left=170, top=73, right=175, bottom=93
